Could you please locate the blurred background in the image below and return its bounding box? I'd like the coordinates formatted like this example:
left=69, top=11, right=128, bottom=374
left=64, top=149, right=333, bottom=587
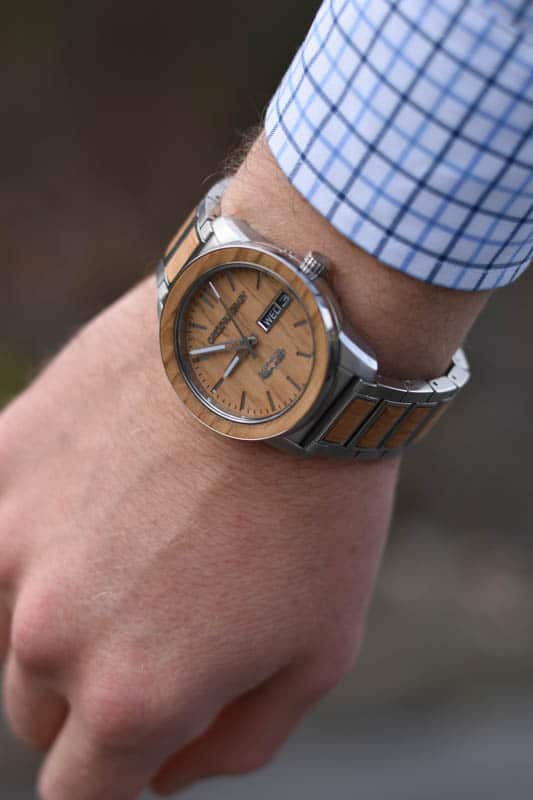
left=1, top=1, right=532, bottom=797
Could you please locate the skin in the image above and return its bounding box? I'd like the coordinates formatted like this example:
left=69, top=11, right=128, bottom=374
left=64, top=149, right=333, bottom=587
left=0, top=132, right=490, bottom=799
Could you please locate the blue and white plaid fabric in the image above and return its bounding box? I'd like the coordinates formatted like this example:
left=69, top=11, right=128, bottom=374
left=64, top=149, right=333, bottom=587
left=265, top=0, right=533, bottom=290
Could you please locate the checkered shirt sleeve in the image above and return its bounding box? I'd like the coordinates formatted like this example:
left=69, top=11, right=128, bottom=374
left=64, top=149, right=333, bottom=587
left=265, top=0, right=533, bottom=290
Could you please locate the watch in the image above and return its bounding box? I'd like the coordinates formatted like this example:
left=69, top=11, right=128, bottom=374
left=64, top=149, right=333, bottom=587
left=156, top=179, right=470, bottom=460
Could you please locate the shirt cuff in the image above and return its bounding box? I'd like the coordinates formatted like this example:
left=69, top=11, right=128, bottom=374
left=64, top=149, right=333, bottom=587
left=265, top=0, right=533, bottom=291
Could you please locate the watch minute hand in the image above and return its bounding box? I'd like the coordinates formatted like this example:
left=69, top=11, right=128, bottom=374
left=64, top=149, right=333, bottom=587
left=189, top=336, right=257, bottom=357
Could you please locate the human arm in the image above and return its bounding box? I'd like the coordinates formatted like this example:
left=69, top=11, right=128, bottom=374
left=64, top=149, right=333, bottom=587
left=1, top=1, right=532, bottom=798
left=0, top=223, right=400, bottom=800
left=0, top=130, right=485, bottom=800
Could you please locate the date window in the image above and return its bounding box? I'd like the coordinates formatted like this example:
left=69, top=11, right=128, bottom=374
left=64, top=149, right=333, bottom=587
left=257, top=291, right=292, bottom=333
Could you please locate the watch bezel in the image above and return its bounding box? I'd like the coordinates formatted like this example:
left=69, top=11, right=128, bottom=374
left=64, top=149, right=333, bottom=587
left=160, top=243, right=340, bottom=441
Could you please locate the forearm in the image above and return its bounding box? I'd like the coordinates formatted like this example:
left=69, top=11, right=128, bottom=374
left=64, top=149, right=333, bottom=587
left=222, top=132, right=490, bottom=379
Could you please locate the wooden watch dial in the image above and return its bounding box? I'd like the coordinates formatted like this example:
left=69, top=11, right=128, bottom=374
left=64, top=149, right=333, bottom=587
left=160, top=245, right=331, bottom=441
left=177, top=265, right=315, bottom=422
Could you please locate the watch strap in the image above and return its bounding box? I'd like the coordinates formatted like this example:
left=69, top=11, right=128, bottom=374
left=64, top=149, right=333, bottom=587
left=163, top=208, right=203, bottom=284
left=159, top=180, right=231, bottom=298
left=295, top=349, right=469, bottom=459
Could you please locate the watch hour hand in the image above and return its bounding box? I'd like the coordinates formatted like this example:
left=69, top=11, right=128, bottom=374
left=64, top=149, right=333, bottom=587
left=223, top=354, right=242, bottom=379
left=211, top=353, right=243, bottom=395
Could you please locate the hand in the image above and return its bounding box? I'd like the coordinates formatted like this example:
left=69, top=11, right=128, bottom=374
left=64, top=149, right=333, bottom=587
left=0, top=277, right=398, bottom=799
left=188, top=335, right=257, bottom=358
left=216, top=287, right=257, bottom=359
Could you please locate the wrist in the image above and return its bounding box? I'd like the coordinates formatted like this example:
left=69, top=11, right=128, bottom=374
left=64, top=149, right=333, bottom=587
left=222, top=132, right=489, bottom=379
left=128, top=276, right=395, bottom=478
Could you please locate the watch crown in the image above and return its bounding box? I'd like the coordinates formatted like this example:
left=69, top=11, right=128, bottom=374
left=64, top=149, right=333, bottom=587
left=299, top=251, right=329, bottom=281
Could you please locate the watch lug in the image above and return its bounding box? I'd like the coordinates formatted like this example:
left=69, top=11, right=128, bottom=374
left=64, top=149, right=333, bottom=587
left=156, top=258, right=169, bottom=319
left=196, top=178, right=231, bottom=242
left=338, top=326, right=378, bottom=383
left=210, top=215, right=257, bottom=246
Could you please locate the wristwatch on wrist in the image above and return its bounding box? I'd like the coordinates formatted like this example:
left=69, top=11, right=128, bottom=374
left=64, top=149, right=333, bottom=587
left=156, top=179, right=470, bottom=460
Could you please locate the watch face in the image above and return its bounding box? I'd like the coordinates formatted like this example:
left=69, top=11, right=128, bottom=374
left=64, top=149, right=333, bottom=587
left=176, top=264, right=316, bottom=423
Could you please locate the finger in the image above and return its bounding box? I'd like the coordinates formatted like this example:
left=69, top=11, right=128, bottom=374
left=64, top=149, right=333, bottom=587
left=2, top=653, right=67, bottom=750
left=151, top=667, right=309, bottom=796
left=0, top=601, right=10, bottom=662
left=37, top=711, right=164, bottom=800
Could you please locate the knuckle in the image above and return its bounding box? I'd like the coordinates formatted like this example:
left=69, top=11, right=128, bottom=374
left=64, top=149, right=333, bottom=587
left=304, top=650, right=355, bottom=702
left=156, top=664, right=215, bottom=738
left=0, top=414, right=24, bottom=497
left=0, top=605, right=9, bottom=662
left=37, top=770, right=63, bottom=800
left=36, top=774, right=50, bottom=800
left=80, top=669, right=161, bottom=751
left=221, top=747, right=273, bottom=776
left=0, top=503, right=22, bottom=587
left=0, top=417, right=13, bottom=467
left=11, top=585, right=66, bottom=672
left=308, top=672, right=339, bottom=700
left=80, top=661, right=212, bottom=754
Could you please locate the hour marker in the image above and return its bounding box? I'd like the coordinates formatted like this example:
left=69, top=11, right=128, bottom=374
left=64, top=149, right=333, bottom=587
left=296, top=350, right=312, bottom=358
left=256, top=272, right=262, bottom=290
left=208, top=280, right=220, bottom=300
left=227, top=271, right=236, bottom=291
left=212, top=377, right=224, bottom=394
left=190, top=322, right=207, bottom=330
left=201, top=292, right=215, bottom=309
left=293, top=319, right=308, bottom=327
left=266, top=390, right=276, bottom=412
left=286, top=375, right=301, bottom=392
left=239, top=391, right=246, bottom=411
left=191, top=354, right=211, bottom=363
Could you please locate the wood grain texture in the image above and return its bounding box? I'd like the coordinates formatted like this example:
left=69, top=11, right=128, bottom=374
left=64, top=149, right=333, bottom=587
left=384, top=404, right=435, bottom=449
left=357, top=402, right=407, bottom=449
left=182, top=267, right=315, bottom=419
left=165, top=209, right=196, bottom=258
left=322, top=398, right=377, bottom=445
left=160, top=244, right=331, bottom=441
left=321, top=397, right=452, bottom=453
left=412, top=401, right=451, bottom=443
left=165, top=220, right=201, bottom=283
